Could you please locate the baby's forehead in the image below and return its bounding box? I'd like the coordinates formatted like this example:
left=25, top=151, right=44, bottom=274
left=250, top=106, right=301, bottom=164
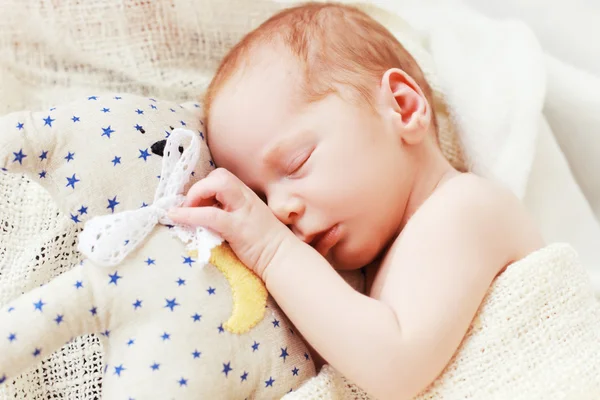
left=211, top=54, right=303, bottom=122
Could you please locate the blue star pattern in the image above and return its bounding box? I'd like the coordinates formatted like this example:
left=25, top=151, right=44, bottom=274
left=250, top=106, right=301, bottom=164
left=33, top=300, right=45, bottom=312
left=114, top=364, right=125, bottom=376
left=107, top=196, right=120, bottom=213
left=43, top=115, right=55, bottom=127
left=280, top=347, right=289, bottom=362
left=70, top=213, right=80, bottom=223
left=138, top=148, right=151, bottom=161
left=12, top=149, right=27, bottom=165
left=222, top=362, right=232, bottom=377
left=0, top=96, right=315, bottom=398
left=165, top=298, right=180, bottom=312
left=102, top=125, right=115, bottom=138
left=109, top=272, right=122, bottom=285
left=16, top=122, right=24, bottom=130
left=66, top=174, right=80, bottom=189
left=182, top=256, right=195, bottom=267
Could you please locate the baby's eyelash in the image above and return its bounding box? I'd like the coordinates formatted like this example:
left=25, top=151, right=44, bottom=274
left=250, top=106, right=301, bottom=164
left=286, top=150, right=312, bottom=177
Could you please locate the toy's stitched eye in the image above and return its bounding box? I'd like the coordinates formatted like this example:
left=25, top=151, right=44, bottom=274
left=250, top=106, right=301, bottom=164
left=150, top=140, right=184, bottom=157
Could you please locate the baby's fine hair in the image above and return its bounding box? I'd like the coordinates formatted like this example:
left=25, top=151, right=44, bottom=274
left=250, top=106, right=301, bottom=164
left=204, top=2, right=436, bottom=131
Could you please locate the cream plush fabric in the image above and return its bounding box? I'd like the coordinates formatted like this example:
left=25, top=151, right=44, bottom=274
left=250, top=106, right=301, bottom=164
left=0, top=94, right=316, bottom=398
left=0, top=94, right=212, bottom=219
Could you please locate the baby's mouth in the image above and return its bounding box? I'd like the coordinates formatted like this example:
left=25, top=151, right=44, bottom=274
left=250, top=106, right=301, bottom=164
left=311, top=224, right=341, bottom=257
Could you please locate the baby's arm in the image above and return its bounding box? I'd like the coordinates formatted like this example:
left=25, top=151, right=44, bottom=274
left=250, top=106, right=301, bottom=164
left=265, top=175, right=543, bottom=400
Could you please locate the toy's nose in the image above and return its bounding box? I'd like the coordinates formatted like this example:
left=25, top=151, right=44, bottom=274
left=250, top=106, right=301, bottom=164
left=151, top=140, right=184, bottom=157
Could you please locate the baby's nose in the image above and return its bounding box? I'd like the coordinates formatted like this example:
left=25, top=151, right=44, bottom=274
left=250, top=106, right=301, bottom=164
left=269, top=195, right=304, bottom=227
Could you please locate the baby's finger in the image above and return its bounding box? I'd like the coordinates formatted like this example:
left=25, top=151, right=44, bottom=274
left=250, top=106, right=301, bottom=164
left=168, top=206, right=232, bottom=237
left=184, top=169, right=246, bottom=211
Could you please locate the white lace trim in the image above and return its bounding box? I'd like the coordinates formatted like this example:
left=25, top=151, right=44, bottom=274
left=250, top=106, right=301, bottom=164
left=77, top=128, right=223, bottom=267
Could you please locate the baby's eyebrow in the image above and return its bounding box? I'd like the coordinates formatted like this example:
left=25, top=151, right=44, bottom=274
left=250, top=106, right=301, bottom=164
left=262, top=134, right=300, bottom=168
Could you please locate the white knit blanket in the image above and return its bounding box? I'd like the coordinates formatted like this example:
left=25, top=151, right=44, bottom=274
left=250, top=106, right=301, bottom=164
left=285, top=244, right=600, bottom=399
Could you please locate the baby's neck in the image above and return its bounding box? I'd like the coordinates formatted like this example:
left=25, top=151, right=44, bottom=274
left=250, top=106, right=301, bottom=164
left=400, top=146, right=458, bottom=228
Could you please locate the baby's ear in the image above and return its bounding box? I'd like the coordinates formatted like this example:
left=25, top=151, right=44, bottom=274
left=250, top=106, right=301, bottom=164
left=379, top=68, right=431, bottom=144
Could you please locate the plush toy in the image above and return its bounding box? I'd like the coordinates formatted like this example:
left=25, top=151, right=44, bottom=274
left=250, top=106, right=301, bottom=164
left=0, top=95, right=316, bottom=399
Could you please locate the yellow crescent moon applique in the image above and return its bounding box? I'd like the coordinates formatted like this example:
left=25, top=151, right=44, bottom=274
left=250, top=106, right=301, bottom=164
left=188, top=243, right=268, bottom=334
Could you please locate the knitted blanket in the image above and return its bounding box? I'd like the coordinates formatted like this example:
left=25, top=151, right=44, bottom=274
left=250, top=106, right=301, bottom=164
left=285, top=244, right=600, bottom=399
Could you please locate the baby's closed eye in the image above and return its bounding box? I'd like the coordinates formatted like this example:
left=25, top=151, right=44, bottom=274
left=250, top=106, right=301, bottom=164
left=285, top=146, right=314, bottom=178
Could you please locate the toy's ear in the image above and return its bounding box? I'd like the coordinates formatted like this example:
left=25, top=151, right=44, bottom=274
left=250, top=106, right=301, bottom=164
left=0, top=95, right=213, bottom=225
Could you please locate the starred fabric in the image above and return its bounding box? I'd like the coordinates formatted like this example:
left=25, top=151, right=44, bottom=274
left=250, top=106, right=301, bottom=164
left=0, top=94, right=316, bottom=399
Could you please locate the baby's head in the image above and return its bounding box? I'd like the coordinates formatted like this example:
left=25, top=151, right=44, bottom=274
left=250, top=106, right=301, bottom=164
left=204, top=2, right=445, bottom=269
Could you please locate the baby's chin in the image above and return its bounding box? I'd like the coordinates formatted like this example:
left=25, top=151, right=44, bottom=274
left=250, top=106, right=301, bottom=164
left=328, top=240, right=382, bottom=271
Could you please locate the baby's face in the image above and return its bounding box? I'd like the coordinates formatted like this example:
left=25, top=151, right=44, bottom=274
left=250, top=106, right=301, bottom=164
left=208, top=57, right=414, bottom=269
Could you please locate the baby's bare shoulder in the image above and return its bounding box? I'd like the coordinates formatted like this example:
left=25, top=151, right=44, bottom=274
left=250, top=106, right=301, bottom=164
left=417, top=173, right=544, bottom=261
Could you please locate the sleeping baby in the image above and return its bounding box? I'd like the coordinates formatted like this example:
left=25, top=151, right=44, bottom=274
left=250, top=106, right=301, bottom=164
left=168, top=3, right=545, bottom=399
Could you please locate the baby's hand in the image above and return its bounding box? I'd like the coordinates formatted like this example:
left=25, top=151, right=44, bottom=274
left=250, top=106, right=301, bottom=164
left=168, top=168, right=294, bottom=280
